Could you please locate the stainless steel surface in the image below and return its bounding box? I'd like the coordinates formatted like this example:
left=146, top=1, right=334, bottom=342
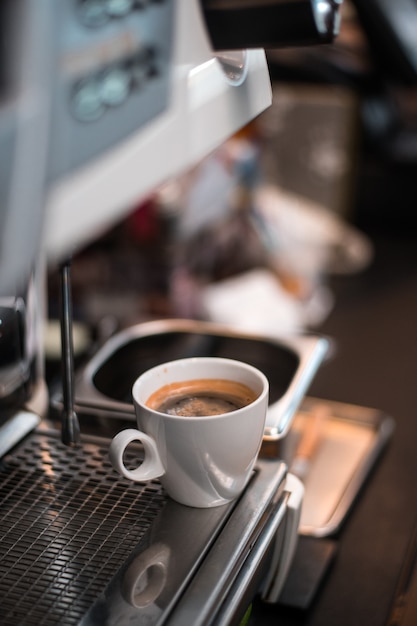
left=0, top=427, right=165, bottom=625
left=288, top=397, right=394, bottom=537
left=62, top=319, right=328, bottom=440
left=0, top=425, right=288, bottom=626
left=164, top=488, right=290, bottom=626
left=0, top=380, right=48, bottom=458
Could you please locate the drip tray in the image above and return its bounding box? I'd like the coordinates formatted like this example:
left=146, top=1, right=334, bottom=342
left=0, top=427, right=287, bottom=626
left=0, top=429, right=166, bottom=625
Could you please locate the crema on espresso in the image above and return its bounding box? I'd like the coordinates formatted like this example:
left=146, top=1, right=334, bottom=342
left=146, top=378, right=258, bottom=417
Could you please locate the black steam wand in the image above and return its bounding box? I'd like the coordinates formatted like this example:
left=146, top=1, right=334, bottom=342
left=59, top=258, right=80, bottom=446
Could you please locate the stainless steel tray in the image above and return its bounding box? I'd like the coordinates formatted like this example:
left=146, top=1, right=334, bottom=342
left=287, top=397, right=395, bottom=537
left=63, top=318, right=328, bottom=441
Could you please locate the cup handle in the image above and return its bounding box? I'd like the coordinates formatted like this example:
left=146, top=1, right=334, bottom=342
left=109, top=429, right=165, bottom=482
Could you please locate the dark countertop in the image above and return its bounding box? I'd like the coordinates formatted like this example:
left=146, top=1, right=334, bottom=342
left=250, top=230, right=417, bottom=626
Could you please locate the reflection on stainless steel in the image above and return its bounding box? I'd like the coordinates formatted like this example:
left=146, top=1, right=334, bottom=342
left=313, top=0, right=343, bottom=36
left=287, top=397, right=395, bottom=537
left=261, top=473, right=304, bottom=603
left=215, top=51, right=248, bottom=84
left=289, top=402, right=329, bottom=481
left=122, top=542, right=170, bottom=608
left=0, top=410, right=40, bottom=458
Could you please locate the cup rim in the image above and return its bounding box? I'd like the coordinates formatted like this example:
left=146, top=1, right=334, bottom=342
left=132, top=356, right=269, bottom=420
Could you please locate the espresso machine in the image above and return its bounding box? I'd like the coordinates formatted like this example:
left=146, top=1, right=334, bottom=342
left=0, top=2, right=343, bottom=624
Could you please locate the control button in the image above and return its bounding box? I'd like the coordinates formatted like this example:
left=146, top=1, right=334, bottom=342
left=105, top=0, right=135, bottom=17
left=72, top=81, right=105, bottom=122
left=78, top=0, right=109, bottom=28
left=99, top=67, right=131, bottom=107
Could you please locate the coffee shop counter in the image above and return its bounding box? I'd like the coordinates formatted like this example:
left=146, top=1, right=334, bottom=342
left=250, top=231, right=417, bottom=625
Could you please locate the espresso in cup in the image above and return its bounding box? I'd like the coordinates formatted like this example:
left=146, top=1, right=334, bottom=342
left=109, top=357, right=269, bottom=508
left=145, top=378, right=258, bottom=417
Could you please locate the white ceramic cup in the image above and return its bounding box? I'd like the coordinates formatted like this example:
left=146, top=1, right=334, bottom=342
left=109, top=357, right=269, bottom=508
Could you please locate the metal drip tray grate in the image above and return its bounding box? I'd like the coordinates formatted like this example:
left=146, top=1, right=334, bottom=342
left=0, top=429, right=166, bottom=626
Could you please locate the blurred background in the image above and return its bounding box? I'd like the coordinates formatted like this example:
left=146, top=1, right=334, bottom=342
left=45, top=0, right=417, bottom=358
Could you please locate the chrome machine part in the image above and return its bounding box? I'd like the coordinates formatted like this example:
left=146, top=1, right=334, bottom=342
left=201, top=0, right=343, bottom=50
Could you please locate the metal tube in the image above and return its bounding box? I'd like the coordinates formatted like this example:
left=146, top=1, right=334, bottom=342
left=59, top=258, right=80, bottom=446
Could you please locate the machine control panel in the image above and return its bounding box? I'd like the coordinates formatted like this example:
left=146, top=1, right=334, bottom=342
left=48, top=0, right=173, bottom=180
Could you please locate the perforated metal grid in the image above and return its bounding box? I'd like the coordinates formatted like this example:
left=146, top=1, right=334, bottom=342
left=0, top=429, right=166, bottom=625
